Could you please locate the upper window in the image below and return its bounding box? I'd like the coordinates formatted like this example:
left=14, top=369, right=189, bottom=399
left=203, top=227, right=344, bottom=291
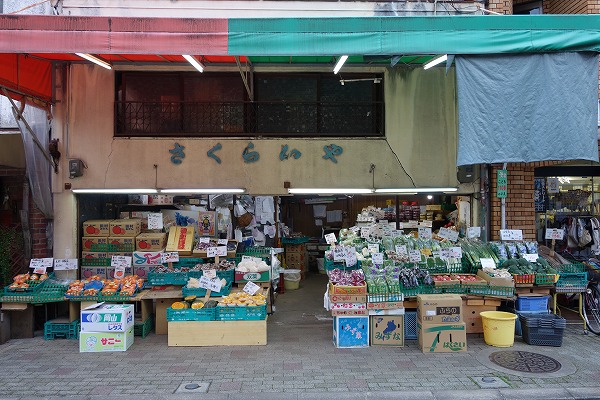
left=115, top=72, right=384, bottom=137
left=514, top=1, right=542, bottom=14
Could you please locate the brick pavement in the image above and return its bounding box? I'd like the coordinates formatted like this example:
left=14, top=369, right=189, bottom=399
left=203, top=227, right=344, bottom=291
left=1, top=274, right=599, bottom=399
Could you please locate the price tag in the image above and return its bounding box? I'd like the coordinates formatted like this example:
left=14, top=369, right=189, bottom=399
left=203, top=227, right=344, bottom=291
left=368, top=243, right=379, bottom=253
left=398, top=223, right=404, bottom=229
left=207, top=246, right=227, bottom=257
left=198, top=276, right=222, bottom=292
left=324, top=233, right=337, bottom=244
left=217, top=238, right=228, bottom=245
left=243, top=281, right=261, bottom=295
left=395, top=245, right=407, bottom=255
left=30, top=258, right=53, bottom=274
left=467, top=227, right=481, bottom=239
left=333, top=246, right=347, bottom=262
left=161, top=252, right=179, bottom=263
left=523, top=254, right=539, bottom=262
left=344, top=251, right=358, bottom=267
left=391, top=230, right=403, bottom=238
left=446, top=230, right=459, bottom=243
left=409, top=250, right=422, bottom=263
left=349, top=226, right=360, bottom=234
left=547, top=177, right=559, bottom=194
left=54, top=259, right=78, bottom=271
left=545, top=228, right=564, bottom=240
left=382, top=225, right=393, bottom=236
left=419, top=220, right=433, bottom=228
left=114, top=265, right=126, bottom=279
left=418, top=227, right=432, bottom=239
left=406, top=220, right=419, bottom=228
left=147, top=213, right=164, bottom=230
left=203, top=269, right=217, bottom=279
left=500, top=229, right=523, bottom=241
left=432, top=250, right=442, bottom=258
left=480, top=258, right=496, bottom=269
left=111, top=255, right=132, bottom=268
left=379, top=219, right=388, bottom=224
left=441, top=248, right=452, bottom=259
left=360, top=227, right=371, bottom=238
left=449, top=247, right=462, bottom=258
left=198, top=237, right=210, bottom=244
left=372, top=253, right=384, bottom=264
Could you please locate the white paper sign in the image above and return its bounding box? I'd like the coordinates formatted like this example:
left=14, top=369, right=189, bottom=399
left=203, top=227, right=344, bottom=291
left=203, top=269, right=217, bottom=279
left=333, top=246, right=347, bottom=262
left=391, top=230, right=403, bottom=238
left=480, top=258, right=496, bottom=269
left=418, top=227, right=432, bottom=239
left=198, top=276, right=222, bottom=292
left=30, top=258, right=53, bottom=274
left=161, top=252, right=180, bottom=263
left=395, top=245, right=408, bottom=256
left=344, top=251, right=358, bottom=267
left=523, top=254, right=539, bottom=262
left=111, top=255, right=132, bottom=268
left=440, top=248, right=452, bottom=260
left=547, top=177, right=560, bottom=194
left=467, top=227, right=481, bottom=239
left=419, top=220, right=433, bottom=228
left=368, top=243, right=379, bottom=254
left=349, top=226, right=360, bottom=234
left=241, top=255, right=263, bottom=263
left=449, top=247, right=462, bottom=258
left=147, top=213, right=164, bottom=230
left=207, top=246, right=227, bottom=257
left=372, top=253, right=384, bottom=264
left=446, top=230, right=459, bottom=242
left=545, top=228, right=565, bottom=240
left=217, top=238, right=228, bottom=245
left=243, top=281, right=261, bottom=295
left=198, top=237, right=210, bottom=244
left=432, top=250, right=442, bottom=259
left=324, top=233, right=337, bottom=244
left=409, top=250, right=422, bottom=263
left=114, top=265, right=126, bottom=279
left=500, top=229, right=523, bottom=241
left=406, top=221, right=419, bottom=228
left=54, top=259, right=78, bottom=271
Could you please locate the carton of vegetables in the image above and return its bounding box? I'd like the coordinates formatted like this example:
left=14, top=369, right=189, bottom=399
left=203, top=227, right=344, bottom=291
left=328, top=268, right=367, bottom=295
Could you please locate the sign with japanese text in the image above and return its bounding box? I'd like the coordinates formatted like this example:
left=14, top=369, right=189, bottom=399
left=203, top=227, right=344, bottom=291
left=54, top=259, right=78, bottom=271
left=497, top=169, right=508, bottom=198
left=500, top=229, right=523, bottom=241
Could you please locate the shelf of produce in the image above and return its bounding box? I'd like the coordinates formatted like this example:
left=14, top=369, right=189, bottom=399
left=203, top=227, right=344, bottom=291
left=167, top=317, right=268, bottom=346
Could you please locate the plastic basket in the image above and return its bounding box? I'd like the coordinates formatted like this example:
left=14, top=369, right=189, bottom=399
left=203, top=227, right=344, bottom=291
left=324, top=259, right=362, bottom=271
left=166, top=307, right=216, bottom=321
left=25, top=272, right=55, bottom=289
left=519, top=314, right=566, bottom=346
left=64, top=294, right=99, bottom=302
left=510, top=309, right=550, bottom=336
left=148, top=269, right=189, bottom=286
left=535, top=273, right=558, bottom=285
left=555, top=271, right=587, bottom=293
left=134, top=315, right=154, bottom=338
left=182, top=281, right=232, bottom=297
left=81, top=258, right=111, bottom=267
left=556, top=263, right=587, bottom=273
left=446, top=262, right=466, bottom=274
left=97, top=291, right=138, bottom=302
left=90, top=243, right=135, bottom=252
left=4, top=277, right=46, bottom=295
left=0, top=293, right=35, bottom=302
left=172, top=258, right=204, bottom=268
left=281, top=237, right=310, bottom=244
left=516, top=295, right=549, bottom=312
left=31, top=288, right=67, bottom=304
left=398, top=282, right=435, bottom=297
left=44, top=319, right=79, bottom=340
left=404, top=311, right=417, bottom=340
left=216, top=304, right=267, bottom=321
left=468, top=285, right=514, bottom=297
left=512, top=274, right=535, bottom=284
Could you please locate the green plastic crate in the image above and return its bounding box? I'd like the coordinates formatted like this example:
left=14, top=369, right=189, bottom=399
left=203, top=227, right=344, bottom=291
left=398, top=283, right=435, bottom=297
left=166, top=307, right=216, bottom=321
left=97, top=291, right=138, bottom=302
left=555, top=264, right=587, bottom=293
left=216, top=304, right=267, bottom=321
left=148, top=268, right=189, bottom=286
left=182, top=281, right=232, bottom=297
left=535, top=273, right=557, bottom=285
left=90, top=243, right=135, bottom=252
left=468, top=285, right=514, bottom=297
left=31, top=288, right=67, bottom=304
left=64, top=294, right=99, bottom=302
left=44, top=319, right=79, bottom=340
left=324, top=259, right=362, bottom=271
left=81, top=258, right=112, bottom=267
left=134, top=315, right=154, bottom=338
left=188, top=269, right=235, bottom=283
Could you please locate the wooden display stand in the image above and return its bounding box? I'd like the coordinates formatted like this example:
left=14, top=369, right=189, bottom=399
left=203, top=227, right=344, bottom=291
left=168, top=317, right=268, bottom=346
left=141, top=287, right=182, bottom=334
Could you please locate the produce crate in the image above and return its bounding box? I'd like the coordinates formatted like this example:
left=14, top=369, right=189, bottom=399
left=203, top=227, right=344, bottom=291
left=516, top=295, right=549, bottom=312
left=535, top=273, right=558, bottom=285
left=216, top=304, right=267, bottom=321
left=519, top=314, right=566, bottom=347
left=281, top=237, right=310, bottom=245
left=324, top=259, right=362, bottom=271
left=3, top=279, right=46, bottom=295
left=468, top=285, right=514, bottom=297
left=398, top=283, right=434, bottom=297
left=26, top=272, right=54, bottom=289
left=44, top=319, right=80, bottom=340
left=182, top=281, right=232, bottom=297
left=512, top=274, right=536, bottom=284
left=511, top=309, right=550, bottom=336
left=134, top=314, right=154, bottom=338
left=404, top=311, right=418, bottom=340
left=97, top=292, right=138, bottom=302
left=366, top=283, right=404, bottom=302
left=81, top=257, right=112, bottom=267
left=166, top=307, right=216, bottom=321
left=147, top=268, right=189, bottom=286
left=446, top=262, right=466, bottom=274
left=90, top=243, right=135, bottom=252
left=31, top=288, right=67, bottom=304
left=555, top=264, right=587, bottom=293
left=0, top=293, right=35, bottom=303
left=64, top=294, right=99, bottom=302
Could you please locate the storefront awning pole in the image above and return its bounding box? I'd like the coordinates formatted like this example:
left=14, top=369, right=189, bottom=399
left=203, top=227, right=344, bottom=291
left=235, top=56, right=254, bottom=102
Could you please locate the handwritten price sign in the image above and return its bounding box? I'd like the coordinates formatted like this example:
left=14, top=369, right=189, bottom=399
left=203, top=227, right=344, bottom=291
left=545, top=228, right=564, bottom=240
left=161, top=252, right=180, bottom=263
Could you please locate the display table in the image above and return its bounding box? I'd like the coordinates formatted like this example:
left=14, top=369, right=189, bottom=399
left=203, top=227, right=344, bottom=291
left=168, top=317, right=267, bottom=346
left=140, top=287, right=182, bottom=334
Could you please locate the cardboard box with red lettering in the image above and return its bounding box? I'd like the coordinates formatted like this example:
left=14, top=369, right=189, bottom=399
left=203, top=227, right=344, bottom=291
left=80, top=266, right=107, bottom=279
left=166, top=226, right=195, bottom=255
left=107, top=236, right=136, bottom=249
left=109, top=219, right=142, bottom=237
left=82, top=237, right=109, bottom=251
left=417, top=321, right=467, bottom=353
left=83, top=220, right=113, bottom=237
left=136, top=232, right=167, bottom=251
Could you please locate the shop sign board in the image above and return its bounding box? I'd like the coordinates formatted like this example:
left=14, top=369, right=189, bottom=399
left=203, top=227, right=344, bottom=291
left=497, top=169, right=508, bottom=198
left=547, top=177, right=560, bottom=194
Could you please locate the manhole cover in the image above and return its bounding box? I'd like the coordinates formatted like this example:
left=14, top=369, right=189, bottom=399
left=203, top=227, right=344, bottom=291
left=489, top=351, right=562, bottom=373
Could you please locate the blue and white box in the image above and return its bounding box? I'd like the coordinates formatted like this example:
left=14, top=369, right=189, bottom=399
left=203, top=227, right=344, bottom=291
left=333, top=316, right=369, bottom=348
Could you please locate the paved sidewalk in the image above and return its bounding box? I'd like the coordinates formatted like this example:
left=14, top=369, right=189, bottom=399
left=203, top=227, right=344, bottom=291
left=1, top=273, right=599, bottom=399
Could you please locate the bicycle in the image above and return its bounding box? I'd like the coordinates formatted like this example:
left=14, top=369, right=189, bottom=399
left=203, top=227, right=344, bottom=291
left=582, top=259, right=600, bottom=335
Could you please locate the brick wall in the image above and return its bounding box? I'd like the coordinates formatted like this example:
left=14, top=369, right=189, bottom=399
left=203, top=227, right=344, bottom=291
left=588, top=0, right=600, bottom=13
left=488, top=0, right=513, bottom=14
left=545, top=0, right=587, bottom=14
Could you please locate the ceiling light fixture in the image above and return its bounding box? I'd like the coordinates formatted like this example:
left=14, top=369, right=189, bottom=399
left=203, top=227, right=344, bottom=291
left=160, top=188, right=245, bottom=194
left=375, top=187, right=458, bottom=193
left=72, top=188, right=158, bottom=194
left=182, top=54, right=205, bottom=73
left=288, top=188, right=373, bottom=194
left=75, top=53, right=112, bottom=70
left=423, top=54, right=448, bottom=70
left=333, top=55, right=349, bottom=74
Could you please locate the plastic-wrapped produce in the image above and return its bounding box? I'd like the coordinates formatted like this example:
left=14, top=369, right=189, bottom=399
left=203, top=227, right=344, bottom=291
left=516, top=242, right=528, bottom=256
left=525, top=241, right=538, bottom=254
left=382, top=236, right=394, bottom=252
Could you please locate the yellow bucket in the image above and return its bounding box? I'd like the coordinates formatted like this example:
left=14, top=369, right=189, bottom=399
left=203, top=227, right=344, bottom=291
left=480, top=311, right=518, bottom=347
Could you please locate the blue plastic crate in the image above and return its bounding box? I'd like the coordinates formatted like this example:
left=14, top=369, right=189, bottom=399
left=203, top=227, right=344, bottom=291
left=166, top=307, right=216, bottom=321
left=516, top=295, right=549, bottom=312
left=404, top=311, right=417, bottom=340
left=216, top=304, right=267, bottom=321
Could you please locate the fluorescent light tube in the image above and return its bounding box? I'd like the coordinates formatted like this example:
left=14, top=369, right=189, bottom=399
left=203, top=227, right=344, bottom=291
left=182, top=54, right=205, bottom=73
left=375, top=188, right=458, bottom=193
left=288, top=188, right=373, bottom=194
left=75, top=53, right=112, bottom=70
left=333, top=55, right=349, bottom=74
left=423, top=54, right=448, bottom=70
left=72, top=188, right=158, bottom=194
left=160, top=188, right=245, bottom=194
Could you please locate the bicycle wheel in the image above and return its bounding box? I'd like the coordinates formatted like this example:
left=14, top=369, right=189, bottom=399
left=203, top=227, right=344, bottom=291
left=582, top=282, right=600, bottom=335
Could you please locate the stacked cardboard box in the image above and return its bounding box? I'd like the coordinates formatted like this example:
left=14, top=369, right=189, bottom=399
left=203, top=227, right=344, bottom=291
left=367, top=294, right=405, bottom=346
left=285, top=243, right=308, bottom=278
left=328, top=283, right=369, bottom=348
left=462, top=297, right=500, bottom=334
left=80, top=303, right=135, bottom=352
left=417, top=294, right=467, bottom=353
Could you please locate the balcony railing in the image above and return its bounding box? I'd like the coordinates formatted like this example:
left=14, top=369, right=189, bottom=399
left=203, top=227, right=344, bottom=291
left=115, top=101, right=384, bottom=137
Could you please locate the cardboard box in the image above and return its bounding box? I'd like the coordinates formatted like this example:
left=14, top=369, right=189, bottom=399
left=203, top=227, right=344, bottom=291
left=333, top=316, right=369, bottom=348
left=371, top=315, right=404, bottom=346
left=79, top=327, right=134, bottom=352
left=417, top=321, right=467, bottom=353
left=329, top=294, right=367, bottom=303
left=234, top=270, right=271, bottom=283
left=81, top=251, right=109, bottom=259
left=285, top=244, right=307, bottom=253
left=417, top=294, right=462, bottom=324
left=477, top=269, right=515, bottom=287
left=108, top=236, right=136, bottom=248
left=82, top=237, right=109, bottom=251
left=329, top=282, right=367, bottom=295
left=80, top=303, right=134, bottom=333
left=285, top=252, right=306, bottom=264
left=331, top=309, right=369, bottom=316
left=286, top=261, right=306, bottom=271
left=368, top=308, right=405, bottom=316
left=106, top=266, right=133, bottom=279
left=109, top=219, right=142, bottom=237
left=132, top=265, right=152, bottom=280
left=451, top=274, right=488, bottom=286
left=166, top=226, right=195, bottom=255
left=80, top=267, right=107, bottom=279
left=330, top=302, right=367, bottom=311
left=133, top=251, right=164, bottom=266
left=462, top=300, right=497, bottom=334
left=83, top=220, right=113, bottom=237
left=149, top=194, right=174, bottom=205
left=367, top=301, right=404, bottom=310
left=136, top=232, right=167, bottom=251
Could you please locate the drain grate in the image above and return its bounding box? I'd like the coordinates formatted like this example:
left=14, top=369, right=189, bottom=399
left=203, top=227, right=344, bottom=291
left=489, top=351, right=561, bottom=373
left=471, top=376, right=510, bottom=389
left=174, top=382, right=210, bottom=394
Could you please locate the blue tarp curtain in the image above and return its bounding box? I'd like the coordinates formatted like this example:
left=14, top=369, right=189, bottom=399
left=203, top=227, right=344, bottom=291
left=456, top=52, right=599, bottom=166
